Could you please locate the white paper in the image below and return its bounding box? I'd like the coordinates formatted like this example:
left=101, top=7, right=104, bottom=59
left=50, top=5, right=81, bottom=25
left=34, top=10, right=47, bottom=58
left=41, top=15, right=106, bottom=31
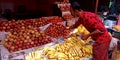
left=0, top=45, right=10, bottom=60
left=0, top=32, right=9, bottom=41
left=39, top=24, right=51, bottom=31
left=11, top=55, right=24, bottom=60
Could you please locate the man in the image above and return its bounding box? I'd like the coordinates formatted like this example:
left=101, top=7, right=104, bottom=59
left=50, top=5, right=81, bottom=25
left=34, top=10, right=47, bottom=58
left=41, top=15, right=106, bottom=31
left=69, top=2, right=112, bottom=60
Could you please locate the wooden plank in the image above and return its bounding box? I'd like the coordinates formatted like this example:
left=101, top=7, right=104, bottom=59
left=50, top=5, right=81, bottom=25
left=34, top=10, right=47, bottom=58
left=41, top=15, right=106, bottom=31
left=95, top=0, right=99, bottom=13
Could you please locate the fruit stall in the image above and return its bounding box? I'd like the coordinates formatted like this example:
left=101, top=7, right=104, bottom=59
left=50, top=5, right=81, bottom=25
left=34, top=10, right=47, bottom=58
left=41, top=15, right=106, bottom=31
left=0, top=15, right=93, bottom=60
left=0, top=0, right=106, bottom=60
left=1, top=0, right=120, bottom=60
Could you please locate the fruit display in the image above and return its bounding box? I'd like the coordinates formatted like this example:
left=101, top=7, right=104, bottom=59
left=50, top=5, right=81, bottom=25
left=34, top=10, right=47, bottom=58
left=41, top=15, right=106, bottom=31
left=0, top=14, right=93, bottom=60
left=46, top=16, right=63, bottom=23
left=59, top=4, right=71, bottom=11
left=0, top=16, right=64, bottom=32
left=63, top=14, right=74, bottom=20
left=0, top=16, right=66, bottom=53
left=25, top=51, right=47, bottom=60
left=45, top=23, right=70, bottom=38
left=0, top=18, right=48, bottom=32
left=56, top=0, right=74, bottom=21
left=72, top=24, right=90, bottom=35
left=44, top=48, right=68, bottom=60
left=2, top=27, right=52, bottom=52
left=71, top=24, right=92, bottom=43
left=43, top=37, right=92, bottom=60
left=54, top=0, right=69, bottom=4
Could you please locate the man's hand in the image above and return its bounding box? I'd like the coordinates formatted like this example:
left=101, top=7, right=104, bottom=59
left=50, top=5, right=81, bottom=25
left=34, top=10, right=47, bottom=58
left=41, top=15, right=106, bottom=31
left=94, top=29, right=103, bottom=34
left=81, top=34, right=90, bottom=40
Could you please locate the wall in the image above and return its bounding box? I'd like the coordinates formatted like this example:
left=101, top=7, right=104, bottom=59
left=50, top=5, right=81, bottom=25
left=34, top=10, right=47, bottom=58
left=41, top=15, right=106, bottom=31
left=78, top=0, right=110, bottom=12
left=0, top=0, right=111, bottom=16
left=0, top=0, right=37, bottom=11
left=35, top=0, right=53, bottom=16
left=0, top=0, right=52, bottom=16
left=77, top=0, right=96, bottom=12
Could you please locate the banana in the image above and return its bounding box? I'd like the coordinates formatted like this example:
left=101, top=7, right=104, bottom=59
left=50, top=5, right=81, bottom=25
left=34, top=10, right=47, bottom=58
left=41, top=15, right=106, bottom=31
left=25, top=51, right=46, bottom=60
left=42, top=35, right=93, bottom=59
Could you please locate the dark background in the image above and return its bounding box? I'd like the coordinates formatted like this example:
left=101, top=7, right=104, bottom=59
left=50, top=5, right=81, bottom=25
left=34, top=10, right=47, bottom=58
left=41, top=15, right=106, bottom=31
left=0, top=0, right=119, bottom=20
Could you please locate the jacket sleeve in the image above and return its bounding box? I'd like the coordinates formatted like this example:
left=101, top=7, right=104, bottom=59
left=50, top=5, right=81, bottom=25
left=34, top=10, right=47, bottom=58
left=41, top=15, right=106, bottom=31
left=87, top=15, right=106, bottom=32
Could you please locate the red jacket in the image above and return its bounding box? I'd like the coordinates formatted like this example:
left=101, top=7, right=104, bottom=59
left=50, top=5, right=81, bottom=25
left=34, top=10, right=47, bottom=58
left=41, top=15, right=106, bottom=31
left=71, top=11, right=111, bottom=43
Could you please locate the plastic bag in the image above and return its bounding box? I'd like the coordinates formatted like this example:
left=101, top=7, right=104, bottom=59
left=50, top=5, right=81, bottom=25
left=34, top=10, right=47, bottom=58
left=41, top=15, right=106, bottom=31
left=0, top=32, right=9, bottom=41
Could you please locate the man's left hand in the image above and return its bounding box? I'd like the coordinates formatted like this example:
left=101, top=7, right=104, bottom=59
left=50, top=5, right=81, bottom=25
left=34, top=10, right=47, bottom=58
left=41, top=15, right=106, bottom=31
left=81, top=34, right=90, bottom=40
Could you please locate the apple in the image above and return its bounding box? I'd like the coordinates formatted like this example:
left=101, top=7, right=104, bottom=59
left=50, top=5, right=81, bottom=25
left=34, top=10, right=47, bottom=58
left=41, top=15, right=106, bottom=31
left=45, top=23, right=70, bottom=38
left=18, top=48, right=22, bottom=51
left=31, top=42, right=34, bottom=45
left=1, top=17, right=54, bottom=52
left=10, top=46, right=15, bottom=50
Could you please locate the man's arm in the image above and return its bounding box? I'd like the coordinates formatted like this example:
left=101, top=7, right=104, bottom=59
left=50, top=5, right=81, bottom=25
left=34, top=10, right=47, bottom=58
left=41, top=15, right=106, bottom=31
left=81, top=12, right=106, bottom=40
left=90, top=29, right=104, bottom=36
left=81, top=29, right=104, bottom=40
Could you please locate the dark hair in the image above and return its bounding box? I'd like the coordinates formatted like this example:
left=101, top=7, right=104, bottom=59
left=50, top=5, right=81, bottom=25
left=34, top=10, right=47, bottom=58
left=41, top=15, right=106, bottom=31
left=71, top=1, right=81, bottom=11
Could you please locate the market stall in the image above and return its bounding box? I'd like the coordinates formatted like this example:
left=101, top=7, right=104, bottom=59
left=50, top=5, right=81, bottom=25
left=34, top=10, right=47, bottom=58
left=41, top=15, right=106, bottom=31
left=0, top=14, right=93, bottom=60
left=0, top=0, right=120, bottom=60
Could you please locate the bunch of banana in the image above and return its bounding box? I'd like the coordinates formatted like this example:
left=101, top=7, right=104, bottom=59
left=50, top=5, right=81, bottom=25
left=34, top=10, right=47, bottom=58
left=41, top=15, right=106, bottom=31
left=54, top=37, right=90, bottom=59
left=43, top=46, right=68, bottom=60
left=65, top=37, right=85, bottom=46
left=43, top=46, right=56, bottom=59
left=71, top=24, right=92, bottom=44
left=54, top=52, right=68, bottom=60
left=43, top=36, right=93, bottom=60
left=65, top=37, right=92, bottom=58
left=25, top=51, right=46, bottom=60
left=77, top=24, right=90, bottom=35
left=81, top=45, right=92, bottom=57
left=71, top=24, right=89, bottom=37
left=55, top=44, right=83, bottom=60
left=66, top=37, right=92, bottom=56
left=55, top=44, right=64, bottom=52
left=69, top=46, right=83, bottom=57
